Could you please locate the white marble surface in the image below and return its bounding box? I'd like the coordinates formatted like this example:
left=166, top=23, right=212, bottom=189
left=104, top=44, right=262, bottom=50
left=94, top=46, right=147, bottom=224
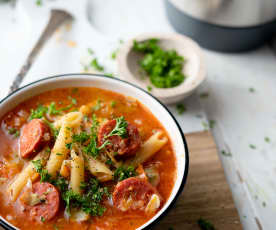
left=1, top=0, right=276, bottom=229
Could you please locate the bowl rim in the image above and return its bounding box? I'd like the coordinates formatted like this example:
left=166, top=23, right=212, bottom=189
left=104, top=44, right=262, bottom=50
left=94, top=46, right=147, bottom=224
left=0, top=73, right=189, bottom=230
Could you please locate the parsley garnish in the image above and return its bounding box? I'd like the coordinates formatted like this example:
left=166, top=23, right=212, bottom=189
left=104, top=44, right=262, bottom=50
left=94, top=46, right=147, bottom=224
left=265, top=137, right=270, bottom=143
left=199, top=92, right=209, bottom=98
left=40, top=216, right=45, bottom=222
left=176, top=104, right=186, bottom=115
left=133, top=39, right=185, bottom=88
left=209, top=120, right=216, bottom=129
left=29, top=105, right=48, bottom=120
left=110, top=101, right=117, bottom=108
left=48, top=102, right=62, bottom=116
left=32, top=159, right=51, bottom=182
left=221, top=150, right=232, bottom=157
left=249, top=144, right=256, bottom=149
left=114, top=166, right=136, bottom=181
left=63, top=178, right=109, bottom=217
left=83, top=137, right=109, bottom=158
left=111, top=49, right=118, bottom=60
left=92, top=99, right=102, bottom=111
left=106, top=116, right=128, bottom=138
left=197, top=217, right=215, bottom=230
left=72, top=132, right=90, bottom=144
left=87, top=48, right=94, bottom=55
left=8, top=128, right=20, bottom=138
left=147, top=85, right=152, bottom=92
left=90, top=58, right=104, bottom=72
left=105, top=159, right=113, bottom=165
left=249, top=87, right=255, bottom=93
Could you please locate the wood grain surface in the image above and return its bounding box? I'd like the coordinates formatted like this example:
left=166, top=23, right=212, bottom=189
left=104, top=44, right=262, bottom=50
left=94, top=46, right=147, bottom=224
left=153, top=131, right=242, bottom=230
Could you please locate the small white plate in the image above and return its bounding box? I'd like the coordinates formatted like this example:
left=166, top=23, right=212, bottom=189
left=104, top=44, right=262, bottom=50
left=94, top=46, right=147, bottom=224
left=117, top=33, right=206, bottom=104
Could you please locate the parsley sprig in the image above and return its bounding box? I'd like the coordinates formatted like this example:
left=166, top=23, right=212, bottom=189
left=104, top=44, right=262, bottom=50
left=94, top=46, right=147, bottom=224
left=113, top=166, right=136, bottom=181
left=106, top=116, right=128, bottom=139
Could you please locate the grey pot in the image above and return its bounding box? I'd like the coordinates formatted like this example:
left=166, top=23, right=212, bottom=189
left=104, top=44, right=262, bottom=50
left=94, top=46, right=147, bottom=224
left=165, top=0, right=276, bottom=52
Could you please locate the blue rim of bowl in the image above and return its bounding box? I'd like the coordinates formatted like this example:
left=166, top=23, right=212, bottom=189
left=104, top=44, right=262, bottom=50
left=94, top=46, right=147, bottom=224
left=0, top=73, right=189, bottom=230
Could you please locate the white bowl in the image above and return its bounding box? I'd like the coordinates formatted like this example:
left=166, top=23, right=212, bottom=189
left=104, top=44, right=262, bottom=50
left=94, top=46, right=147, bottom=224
left=0, top=74, right=189, bottom=230
left=117, top=33, right=206, bottom=104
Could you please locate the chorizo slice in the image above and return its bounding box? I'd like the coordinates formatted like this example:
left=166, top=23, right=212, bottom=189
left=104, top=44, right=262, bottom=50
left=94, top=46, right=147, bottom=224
left=29, top=182, right=60, bottom=222
left=112, top=177, right=161, bottom=212
left=20, top=119, right=51, bottom=158
left=98, top=120, right=141, bottom=157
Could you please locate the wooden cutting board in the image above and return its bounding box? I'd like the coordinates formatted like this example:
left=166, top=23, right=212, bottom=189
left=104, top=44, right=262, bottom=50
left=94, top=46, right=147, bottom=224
left=154, top=131, right=242, bottom=230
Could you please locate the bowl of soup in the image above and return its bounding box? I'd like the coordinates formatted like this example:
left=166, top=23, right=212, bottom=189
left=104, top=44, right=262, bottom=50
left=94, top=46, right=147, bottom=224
left=0, top=74, right=189, bottom=230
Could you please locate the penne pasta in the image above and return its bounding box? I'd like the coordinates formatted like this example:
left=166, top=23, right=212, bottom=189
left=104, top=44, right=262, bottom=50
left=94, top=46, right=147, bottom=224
left=85, top=156, right=113, bottom=182
left=8, top=150, right=50, bottom=201
left=47, top=112, right=82, bottom=177
left=126, top=131, right=168, bottom=167
left=70, top=149, right=84, bottom=194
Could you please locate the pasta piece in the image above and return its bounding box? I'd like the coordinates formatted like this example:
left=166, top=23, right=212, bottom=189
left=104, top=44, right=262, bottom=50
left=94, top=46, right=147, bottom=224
left=47, top=112, right=82, bottom=177
left=60, top=160, right=71, bottom=178
left=79, top=105, right=90, bottom=115
left=145, top=194, right=161, bottom=214
left=105, top=151, right=122, bottom=168
left=126, top=131, right=168, bottom=167
left=53, top=111, right=82, bottom=129
left=8, top=150, right=50, bottom=201
left=69, top=208, right=90, bottom=222
left=85, top=156, right=113, bottom=182
left=70, top=149, right=84, bottom=194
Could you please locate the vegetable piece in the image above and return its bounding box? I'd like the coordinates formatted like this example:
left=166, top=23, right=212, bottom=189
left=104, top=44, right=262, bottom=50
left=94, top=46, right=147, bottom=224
left=112, top=177, right=161, bottom=212
left=197, top=217, right=216, bottom=230
left=98, top=119, right=141, bottom=157
left=133, top=39, right=185, bottom=88
left=20, top=119, right=51, bottom=158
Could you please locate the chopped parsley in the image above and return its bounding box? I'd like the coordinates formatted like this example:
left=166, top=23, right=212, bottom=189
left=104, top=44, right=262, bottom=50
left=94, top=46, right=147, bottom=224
left=114, top=166, right=136, bottom=181
left=90, top=58, right=104, bottom=72
left=32, top=159, right=51, bottom=182
left=29, top=105, right=48, bottom=120
left=48, top=102, right=62, bottom=116
left=63, top=178, right=109, bottom=217
left=197, top=217, right=215, bottom=230
left=105, top=73, right=114, bottom=78
left=249, top=87, right=255, bottom=93
left=249, top=144, right=256, bottom=149
left=265, top=137, right=270, bottom=143
left=68, top=96, right=77, bottom=105
left=105, top=159, right=113, bottom=165
left=199, top=92, right=209, bottom=98
left=111, top=49, right=118, bottom=60
left=87, top=48, right=94, bottom=55
left=72, top=88, right=79, bottom=94
left=110, top=101, right=117, bottom=108
left=133, top=39, right=185, bottom=88
left=176, top=104, right=186, bottom=115
left=72, top=132, right=90, bottom=144
left=92, top=99, right=102, bottom=111
left=40, top=216, right=45, bottom=222
left=209, top=120, right=216, bottom=129
left=8, top=128, right=20, bottom=138
left=147, top=85, right=152, bottom=92
left=83, top=137, right=110, bottom=158
left=106, top=116, right=128, bottom=138
left=221, top=150, right=232, bottom=157
left=36, top=0, right=42, bottom=6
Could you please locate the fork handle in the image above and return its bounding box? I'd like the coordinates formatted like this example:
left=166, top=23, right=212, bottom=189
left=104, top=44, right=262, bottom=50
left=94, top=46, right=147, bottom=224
left=9, top=9, right=73, bottom=93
